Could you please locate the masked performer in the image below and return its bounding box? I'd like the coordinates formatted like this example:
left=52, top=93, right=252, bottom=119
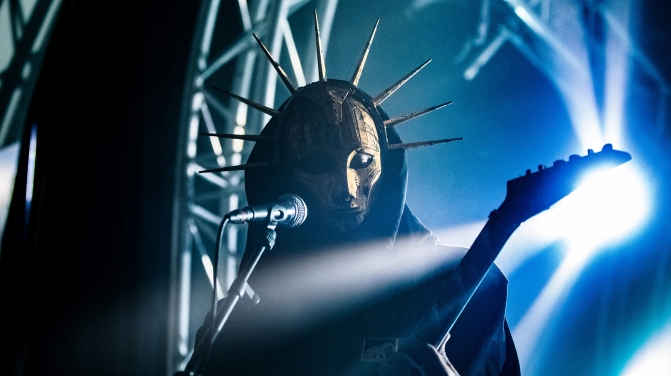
left=188, top=13, right=520, bottom=376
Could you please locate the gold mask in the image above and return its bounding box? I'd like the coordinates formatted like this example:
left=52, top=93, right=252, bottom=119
left=202, top=15, right=461, bottom=237
left=278, top=80, right=383, bottom=232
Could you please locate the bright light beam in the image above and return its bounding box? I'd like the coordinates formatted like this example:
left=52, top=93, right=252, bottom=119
left=543, top=161, right=650, bottom=252
left=439, top=159, right=651, bottom=279
left=226, top=238, right=468, bottom=342
left=498, top=160, right=651, bottom=276
left=621, top=318, right=671, bottom=376
left=600, top=2, right=640, bottom=149
left=512, top=161, right=651, bottom=373
left=473, top=3, right=643, bottom=375
left=434, top=221, right=486, bottom=250
left=433, top=220, right=543, bottom=278
left=513, top=249, right=592, bottom=376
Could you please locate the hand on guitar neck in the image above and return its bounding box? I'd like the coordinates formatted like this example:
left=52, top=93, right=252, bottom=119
left=379, top=144, right=631, bottom=376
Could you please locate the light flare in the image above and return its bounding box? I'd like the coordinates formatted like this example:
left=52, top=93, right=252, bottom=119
left=498, top=160, right=650, bottom=277
left=235, top=238, right=467, bottom=337
left=621, top=319, right=671, bottom=376
left=542, top=162, right=650, bottom=252
left=513, top=249, right=592, bottom=375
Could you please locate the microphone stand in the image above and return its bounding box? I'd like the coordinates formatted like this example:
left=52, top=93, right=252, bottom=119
left=176, top=219, right=278, bottom=376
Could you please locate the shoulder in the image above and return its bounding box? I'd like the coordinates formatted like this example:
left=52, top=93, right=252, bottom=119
left=418, top=242, right=509, bottom=288
left=433, top=242, right=509, bottom=286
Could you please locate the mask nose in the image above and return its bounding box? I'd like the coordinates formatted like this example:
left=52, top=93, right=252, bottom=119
left=346, top=168, right=359, bottom=199
left=333, top=166, right=359, bottom=204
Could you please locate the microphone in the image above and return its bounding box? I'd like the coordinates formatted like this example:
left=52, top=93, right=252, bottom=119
left=227, top=194, right=308, bottom=228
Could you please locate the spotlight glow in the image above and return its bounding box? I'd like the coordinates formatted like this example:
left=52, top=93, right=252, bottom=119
left=232, top=238, right=468, bottom=340
left=510, top=161, right=651, bottom=374
left=502, top=161, right=649, bottom=261
left=541, top=161, right=650, bottom=253
left=513, top=250, right=591, bottom=375
left=621, top=320, right=671, bottom=376
left=514, top=6, right=539, bottom=35
left=484, top=159, right=649, bottom=275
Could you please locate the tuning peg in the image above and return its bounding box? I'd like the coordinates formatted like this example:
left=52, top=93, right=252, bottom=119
left=602, top=144, right=613, bottom=151
left=553, top=159, right=566, bottom=167
left=587, top=149, right=594, bottom=155
left=538, top=165, right=545, bottom=171
left=568, top=154, right=580, bottom=162
left=526, top=169, right=532, bottom=176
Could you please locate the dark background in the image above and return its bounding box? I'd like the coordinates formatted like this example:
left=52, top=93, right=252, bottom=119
left=0, top=1, right=200, bottom=374
left=0, top=0, right=669, bottom=375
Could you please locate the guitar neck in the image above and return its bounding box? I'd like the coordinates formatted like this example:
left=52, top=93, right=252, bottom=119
left=410, top=145, right=631, bottom=349
left=412, top=210, right=520, bottom=348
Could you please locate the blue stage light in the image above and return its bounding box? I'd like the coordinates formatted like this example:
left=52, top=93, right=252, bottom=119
left=509, top=160, right=651, bottom=374
left=551, top=161, right=650, bottom=252
left=621, top=319, right=671, bottom=376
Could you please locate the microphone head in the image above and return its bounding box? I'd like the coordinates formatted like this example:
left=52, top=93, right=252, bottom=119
left=278, top=194, right=308, bottom=228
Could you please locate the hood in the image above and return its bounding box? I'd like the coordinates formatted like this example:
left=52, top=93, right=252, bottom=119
left=242, top=80, right=433, bottom=258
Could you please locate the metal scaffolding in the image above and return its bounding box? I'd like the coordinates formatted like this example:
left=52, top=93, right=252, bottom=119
left=168, top=0, right=668, bottom=373
left=168, top=0, right=339, bottom=372
left=0, top=0, right=63, bottom=149
left=0, top=0, right=63, bottom=256
left=457, top=0, right=669, bottom=139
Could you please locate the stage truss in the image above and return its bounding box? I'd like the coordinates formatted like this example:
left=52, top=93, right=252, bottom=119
left=169, top=0, right=668, bottom=373
left=168, top=0, right=340, bottom=372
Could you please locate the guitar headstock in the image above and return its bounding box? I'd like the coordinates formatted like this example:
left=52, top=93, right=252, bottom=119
left=496, top=144, right=632, bottom=225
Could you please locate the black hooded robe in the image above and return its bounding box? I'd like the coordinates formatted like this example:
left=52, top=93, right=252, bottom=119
left=189, top=93, right=521, bottom=376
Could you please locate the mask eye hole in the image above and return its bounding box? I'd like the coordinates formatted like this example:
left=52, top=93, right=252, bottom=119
left=349, top=152, right=374, bottom=169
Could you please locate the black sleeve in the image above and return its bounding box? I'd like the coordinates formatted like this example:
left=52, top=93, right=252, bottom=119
left=500, top=320, right=521, bottom=375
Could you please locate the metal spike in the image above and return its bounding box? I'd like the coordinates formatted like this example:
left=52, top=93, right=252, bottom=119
left=252, top=33, right=296, bottom=93
left=212, top=87, right=283, bottom=118
left=199, top=133, right=274, bottom=142
left=351, top=18, right=380, bottom=87
left=314, top=9, right=327, bottom=81
left=199, top=161, right=277, bottom=173
left=387, top=137, right=463, bottom=150
left=383, top=101, right=454, bottom=127
left=372, top=59, right=432, bottom=106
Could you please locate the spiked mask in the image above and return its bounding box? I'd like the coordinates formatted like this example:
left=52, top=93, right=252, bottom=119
left=278, top=80, right=383, bottom=231
left=201, top=11, right=463, bottom=234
